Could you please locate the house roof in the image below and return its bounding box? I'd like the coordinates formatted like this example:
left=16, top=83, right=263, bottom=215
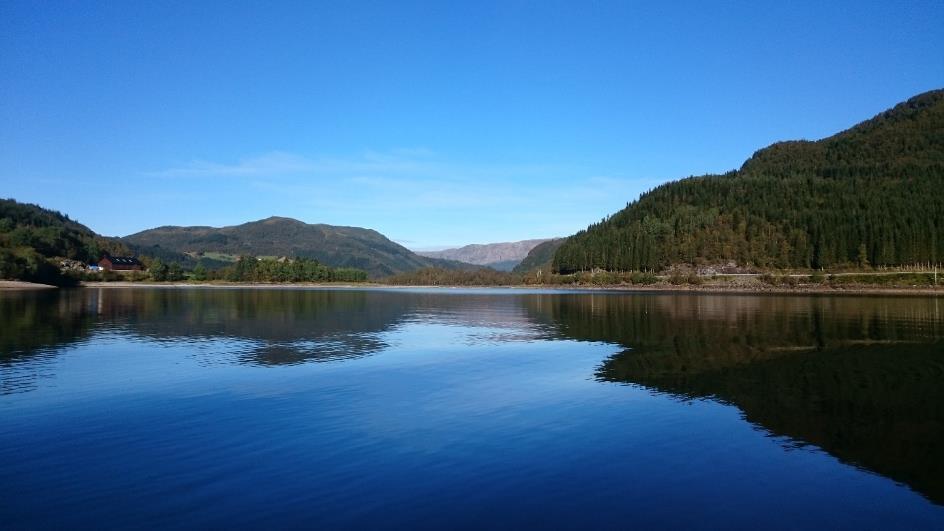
left=102, top=256, right=142, bottom=266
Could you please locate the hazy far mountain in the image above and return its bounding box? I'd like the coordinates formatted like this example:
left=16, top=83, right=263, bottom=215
left=417, top=239, right=553, bottom=271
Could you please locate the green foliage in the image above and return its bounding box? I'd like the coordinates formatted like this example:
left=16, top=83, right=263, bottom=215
left=524, top=270, right=660, bottom=286
left=826, top=273, right=937, bottom=287
left=554, top=90, right=944, bottom=273
left=192, top=264, right=208, bottom=281
left=167, top=263, right=184, bottom=282
left=385, top=267, right=519, bottom=286
left=0, top=198, right=129, bottom=284
left=127, top=270, right=148, bottom=282
left=0, top=247, right=77, bottom=286
left=149, top=259, right=169, bottom=281
left=857, top=243, right=870, bottom=268
left=220, top=256, right=367, bottom=283
left=630, top=271, right=659, bottom=284
left=0, top=198, right=127, bottom=263
left=668, top=271, right=702, bottom=285
left=122, top=216, right=466, bottom=278
left=513, top=238, right=566, bottom=273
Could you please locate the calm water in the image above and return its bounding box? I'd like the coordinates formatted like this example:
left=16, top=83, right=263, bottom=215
left=1, top=288, right=942, bottom=529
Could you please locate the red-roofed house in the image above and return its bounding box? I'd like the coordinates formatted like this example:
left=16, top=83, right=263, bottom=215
left=98, top=255, right=143, bottom=271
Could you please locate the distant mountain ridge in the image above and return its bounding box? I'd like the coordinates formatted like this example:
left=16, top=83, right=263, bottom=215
left=417, top=239, right=552, bottom=271
left=123, top=216, right=471, bottom=278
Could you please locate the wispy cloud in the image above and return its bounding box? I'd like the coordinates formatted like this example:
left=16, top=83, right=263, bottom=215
left=144, top=148, right=657, bottom=247
left=148, top=151, right=319, bottom=177
left=149, top=149, right=449, bottom=179
left=149, top=149, right=565, bottom=181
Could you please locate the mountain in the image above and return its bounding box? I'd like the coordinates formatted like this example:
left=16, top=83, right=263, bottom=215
left=513, top=238, right=566, bottom=273
left=122, top=216, right=470, bottom=278
left=554, top=89, right=944, bottom=273
left=417, top=239, right=552, bottom=271
left=0, top=198, right=129, bottom=284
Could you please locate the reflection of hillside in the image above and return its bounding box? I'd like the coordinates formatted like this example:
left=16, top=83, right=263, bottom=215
left=525, top=294, right=944, bottom=505
left=397, top=292, right=548, bottom=343
left=604, top=342, right=944, bottom=504
left=0, top=290, right=98, bottom=394
left=0, top=290, right=96, bottom=360
left=1, top=289, right=547, bottom=371
left=528, top=294, right=942, bottom=365
left=88, top=288, right=412, bottom=366
left=5, top=288, right=943, bottom=504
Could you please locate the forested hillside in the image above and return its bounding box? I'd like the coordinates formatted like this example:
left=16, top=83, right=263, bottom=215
left=0, top=199, right=129, bottom=284
left=513, top=238, right=566, bottom=273
left=123, top=216, right=470, bottom=278
left=554, top=90, right=944, bottom=273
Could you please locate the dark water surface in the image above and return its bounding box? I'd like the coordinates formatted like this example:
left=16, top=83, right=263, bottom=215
left=1, top=287, right=942, bottom=529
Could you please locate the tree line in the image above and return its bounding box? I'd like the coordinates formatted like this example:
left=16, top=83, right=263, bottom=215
left=210, top=256, right=367, bottom=283
left=137, top=256, right=367, bottom=283
left=554, top=90, right=944, bottom=273
left=0, top=198, right=129, bottom=285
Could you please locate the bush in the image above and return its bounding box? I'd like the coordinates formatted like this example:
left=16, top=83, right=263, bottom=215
left=629, top=271, right=658, bottom=285
left=192, top=264, right=208, bottom=281
left=666, top=272, right=702, bottom=285
left=385, top=267, right=515, bottom=286
left=150, top=259, right=169, bottom=281
left=167, top=263, right=184, bottom=281
left=0, top=247, right=76, bottom=286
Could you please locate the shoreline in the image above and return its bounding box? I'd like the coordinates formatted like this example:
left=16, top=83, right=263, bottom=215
left=0, top=280, right=57, bottom=290
left=71, top=281, right=944, bottom=296
left=2, top=279, right=940, bottom=296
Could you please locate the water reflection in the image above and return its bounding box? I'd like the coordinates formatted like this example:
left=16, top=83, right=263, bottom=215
left=525, top=294, right=944, bottom=504
left=88, top=288, right=409, bottom=362
left=0, top=288, right=546, bottom=372
left=1, top=288, right=942, bottom=505
left=0, top=290, right=98, bottom=394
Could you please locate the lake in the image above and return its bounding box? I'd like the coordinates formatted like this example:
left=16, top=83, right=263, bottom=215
left=1, top=287, right=942, bottom=529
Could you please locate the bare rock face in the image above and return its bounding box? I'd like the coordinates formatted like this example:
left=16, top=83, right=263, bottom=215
left=59, top=259, right=89, bottom=272
left=417, top=239, right=553, bottom=270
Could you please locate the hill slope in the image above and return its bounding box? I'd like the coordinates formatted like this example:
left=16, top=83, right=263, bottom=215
left=418, top=239, right=552, bottom=271
left=0, top=198, right=129, bottom=284
left=123, top=217, right=466, bottom=278
left=554, top=89, right=944, bottom=273
left=513, top=238, right=566, bottom=273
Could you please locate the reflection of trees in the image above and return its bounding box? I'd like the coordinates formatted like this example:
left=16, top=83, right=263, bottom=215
left=0, top=290, right=95, bottom=395
left=5, top=288, right=942, bottom=503
left=524, top=294, right=944, bottom=505
left=0, top=290, right=98, bottom=394
left=88, top=288, right=415, bottom=366
left=1, top=290, right=96, bottom=361
left=0, top=289, right=545, bottom=371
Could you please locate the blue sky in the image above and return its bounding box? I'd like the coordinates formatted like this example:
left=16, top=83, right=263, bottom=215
left=1, top=1, right=942, bottom=249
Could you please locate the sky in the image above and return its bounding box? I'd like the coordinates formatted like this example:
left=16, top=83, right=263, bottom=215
left=1, top=1, right=942, bottom=250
